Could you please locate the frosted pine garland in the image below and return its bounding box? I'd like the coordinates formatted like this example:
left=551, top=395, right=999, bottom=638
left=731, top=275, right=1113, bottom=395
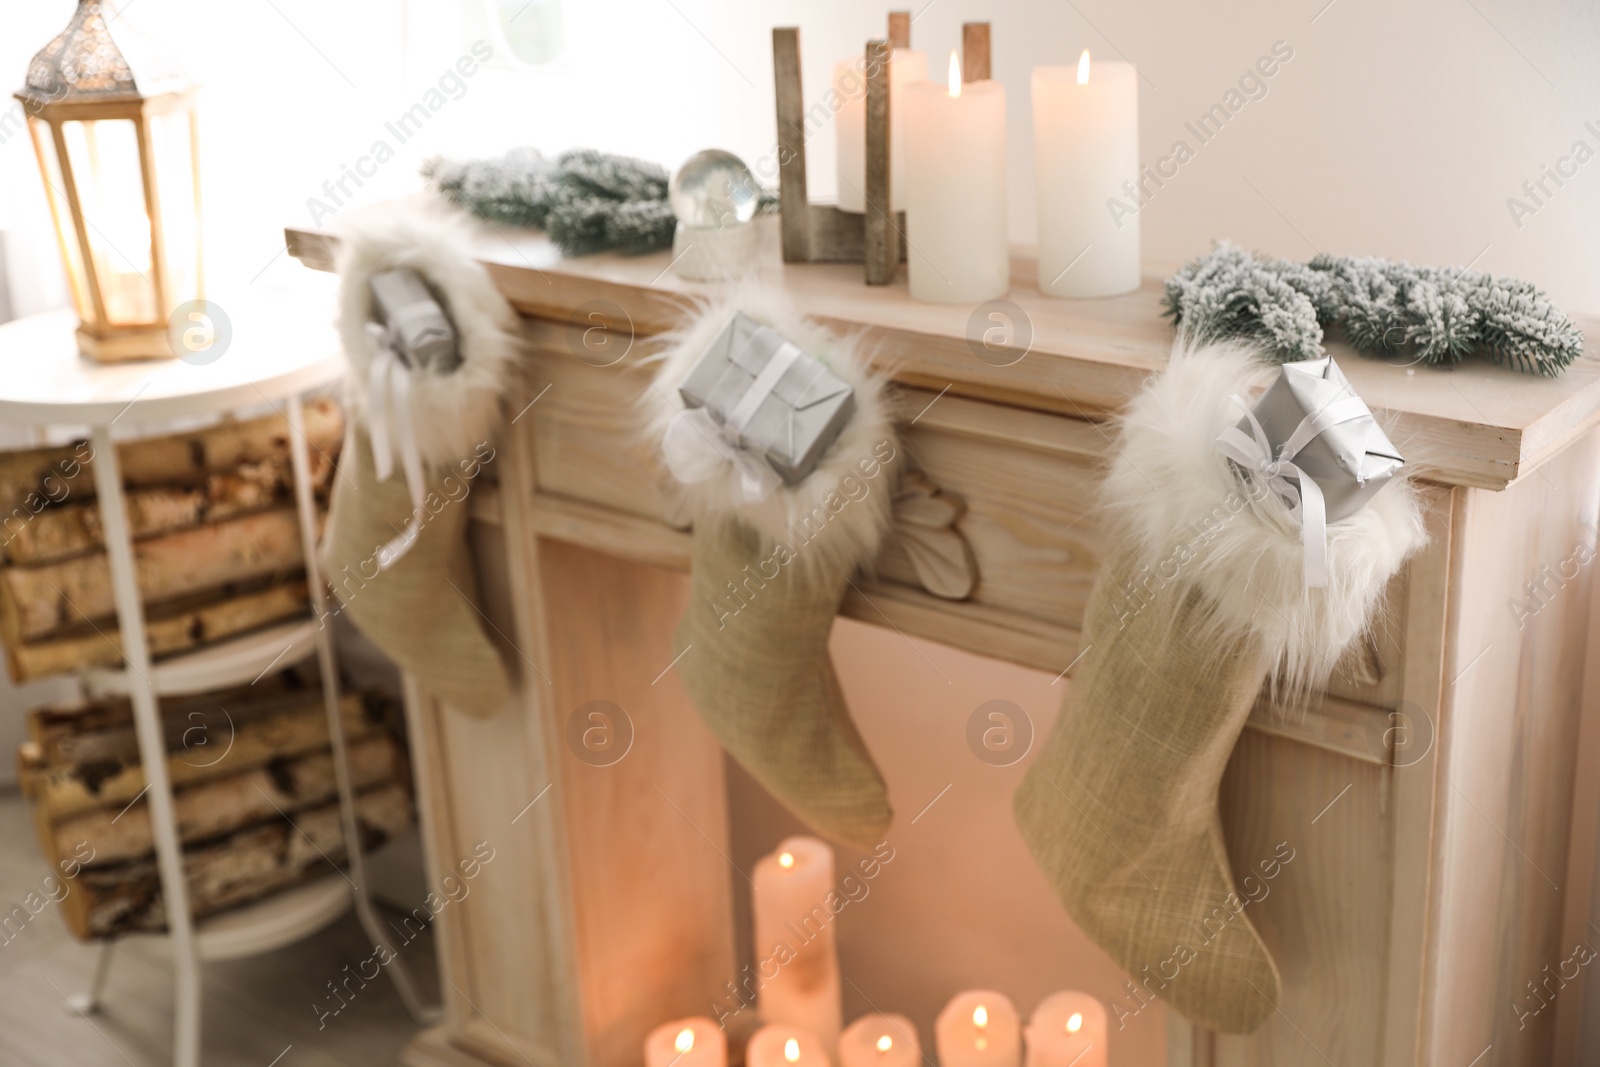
left=1163, top=242, right=1584, bottom=376
left=424, top=147, right=778, bottom=259
left=424, top=148, right=675, bottom=256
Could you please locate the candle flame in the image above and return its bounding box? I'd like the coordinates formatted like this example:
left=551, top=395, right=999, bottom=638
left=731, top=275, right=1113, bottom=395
left=876, top=1035, right=894, bottom=1053
left=675, top=1028, right=695, bottom=1054
left=1077, top=49, right=1091, bottom=85
left=973, top=1005, right=988, bottom=1029
left=948, top=50, right=962, bottom=97
left=778, top=852, right=795, bottom=870
left=1067, top=1012, right=1084, bottom=1034
left=784, top=1038, right=801, bottom=1063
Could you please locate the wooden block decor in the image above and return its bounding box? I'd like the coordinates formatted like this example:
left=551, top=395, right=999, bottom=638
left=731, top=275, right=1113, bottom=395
left=862, top=38, right=896, bottom=285
left=888, top=10, right=911, bottom=49
left=772, top=21, right=907, bottom=281
left=962, top=22, right=992, bottom=83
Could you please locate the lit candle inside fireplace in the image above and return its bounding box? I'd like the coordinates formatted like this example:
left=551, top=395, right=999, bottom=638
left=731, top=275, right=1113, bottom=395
left=748, top=1025, right=831, bottom=1067
left=644, top=1018, right=726, bottom=1067
left=838, top=1012, right=919, bottom=1067
left=1032, top=49, right=1141, bottom=297
left=753, top=837, right=842, bottom=1048
left=902, top=51, right=1009, bottom=303
left=1024, top=993, right=1106, bottom=1067
left=937, top=991, right=1020, bottom=1067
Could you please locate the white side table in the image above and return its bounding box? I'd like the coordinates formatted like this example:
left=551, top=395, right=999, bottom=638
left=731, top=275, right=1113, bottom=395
left=0, top=306, right=435, bottom=1066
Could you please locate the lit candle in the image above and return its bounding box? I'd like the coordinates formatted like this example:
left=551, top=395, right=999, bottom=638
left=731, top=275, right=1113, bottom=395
left=752, top=837, right=842, bottom=1048
left=644, top=1018, right=727, bottom=1067
left=936, top=991, right=1020, bottom=1067
left=834, top=48, right=928, bottom=212
left=903, top=51, right=1009, bottom=303
left=838, top=1013, right=920, bottom=1067
left=1032, top=49, right=1140, bottom=297
left=748, top=1025, right=832, bottom=1067
left=1024, top=993, right=1106, bottom=1067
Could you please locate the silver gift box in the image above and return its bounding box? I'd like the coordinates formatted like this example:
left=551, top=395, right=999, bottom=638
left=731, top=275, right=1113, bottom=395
left=1240, top=357, right=1404, bottom=522
left=370, top=268, right=460, bottom=372
left=678, top=312, right=856, bottom=486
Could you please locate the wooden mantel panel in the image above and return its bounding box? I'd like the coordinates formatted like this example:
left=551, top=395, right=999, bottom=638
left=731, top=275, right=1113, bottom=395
left=1420, top=427, right=1600, bottom=1066
left=517, top=322, right=1114, bottom=637
left=512, top=322, right=1403, bottom=723
left=286, top=221, right=1600, bottom=492
left=538, top=538, right=737, bottom=1067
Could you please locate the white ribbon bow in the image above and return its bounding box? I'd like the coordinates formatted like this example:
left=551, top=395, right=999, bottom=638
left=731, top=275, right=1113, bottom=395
left=1214, top=392, right=1370, bottom=588
left=364, top=322, right=427, bottom=569
left=660, top=340, right=806, bottom=503
left=662, top=408, right=783, bottom=501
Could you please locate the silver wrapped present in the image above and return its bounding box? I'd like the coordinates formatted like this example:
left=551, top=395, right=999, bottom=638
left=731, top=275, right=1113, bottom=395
left=677, top=312, right=856, bottom=486
left=370, top=269, right=460, bottom=372
left=1216, top=356, right=1403, bottom=586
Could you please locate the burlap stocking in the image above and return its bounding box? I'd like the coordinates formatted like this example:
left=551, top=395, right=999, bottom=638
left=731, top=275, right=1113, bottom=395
left=1014, top=339, right=1425, bottom=1035
left=323, top=430, right=511, bottom=716
left=1014, top=552, right=1280, bottom=1033
left=675, top=514, right=891, bottom=849
left=647, top=295, right=900, bottom=852
left=327, top=199, right=521, bottom=717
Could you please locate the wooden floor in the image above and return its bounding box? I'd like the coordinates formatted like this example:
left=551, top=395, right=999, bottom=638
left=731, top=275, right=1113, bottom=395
left=0, top=788, right=435, bottom=1066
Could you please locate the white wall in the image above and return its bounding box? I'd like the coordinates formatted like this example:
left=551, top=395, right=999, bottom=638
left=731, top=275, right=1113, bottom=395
left=399, top=0, right=1600, bottom=312
left=3, top=0, right=1596, bottom=313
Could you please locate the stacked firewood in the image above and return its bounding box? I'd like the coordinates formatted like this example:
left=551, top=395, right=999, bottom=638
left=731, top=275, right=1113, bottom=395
left=0, top=400, right=345, bottom=681
left=16, top=672, right=414, bottom=939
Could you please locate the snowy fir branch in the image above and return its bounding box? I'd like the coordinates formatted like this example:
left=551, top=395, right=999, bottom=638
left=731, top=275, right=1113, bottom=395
left=423, top=147, right=777, bottom=258
left=1163, top=242, right=1584, bottom=376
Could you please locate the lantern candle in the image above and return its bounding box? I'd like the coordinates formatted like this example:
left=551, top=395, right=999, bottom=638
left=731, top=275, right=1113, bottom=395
left=903, top=51, right=1009, bottom=303
left=752, top=837, right=842, bottom=1048
left=1031, top=50, right=1140, bottom=297
left=833, top=48, right=927, bottom=212
left=838, top=1013, right=920, bottom=1067
left=748, top=1025, right=832, bottom=1067
left=936, top=991, right=1021, bottom=1067
left=1024, top=993, right=1106, bottom=1067
left=15, top=0, right=205, bottom=361
left=644, top=1018, right=726, bottom=1067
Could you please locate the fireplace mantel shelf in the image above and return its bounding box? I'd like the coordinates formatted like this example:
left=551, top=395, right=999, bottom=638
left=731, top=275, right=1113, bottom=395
left=287, top=216, right=1600, bottom=491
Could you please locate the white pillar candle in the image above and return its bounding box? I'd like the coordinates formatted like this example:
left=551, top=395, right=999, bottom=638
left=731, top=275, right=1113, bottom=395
left=753, top=836, right=842, bottom=1048
left=838, top=1012, right=920, bottom=1067
left=903, top=52, right=1010, bottom=304
left=748, top=1024, right=833, bottom=1067
left=833, top=48, right=928, bottom=213
left=1024, top=993, right=1106, bottom=1067
left=936, top=991, right=1021, bottom=1067
left=645, top=1018, right=727, bottom=1067
left=1032, top=50, right=1140, bottom=297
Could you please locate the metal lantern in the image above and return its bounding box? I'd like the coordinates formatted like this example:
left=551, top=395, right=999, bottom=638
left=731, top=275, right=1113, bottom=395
left=16, top=0, right=202, bottom=362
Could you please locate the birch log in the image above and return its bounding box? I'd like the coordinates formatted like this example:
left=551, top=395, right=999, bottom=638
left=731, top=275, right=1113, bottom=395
left=0, top=507, right=312, bottom=641
left=0, top=399, right=344, bottom=519
left=51, top=733, right=404, bottom=866
left=5, top=578, right=309, bottom=681
left=23, top=692, right=371, bottom=822
left=26, top=675, right=301, bottom=765
left=65, top=782, right=413, bottom=939
left=3, top=457, right=335, bottom=566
